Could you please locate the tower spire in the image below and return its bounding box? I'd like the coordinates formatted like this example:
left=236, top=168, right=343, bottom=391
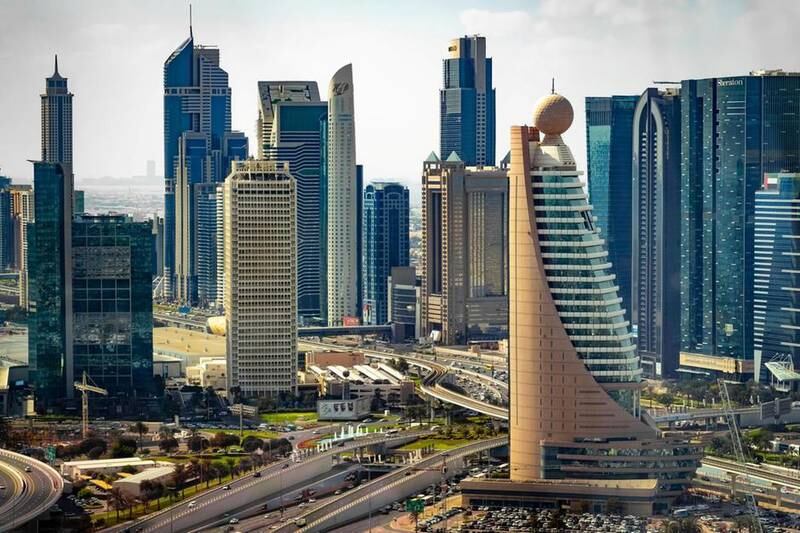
left=54, top=54, right=59, bottom=75
left=189, top=3, right=193, bottom=39
left=551, top=77, right=555, bottom=95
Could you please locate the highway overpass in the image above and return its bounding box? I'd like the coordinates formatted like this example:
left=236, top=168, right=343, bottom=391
left=279, top=437, right=507, bottom=533
left=300, top=340, right=510, bottom=420
left=153, top=312, right=392, bottom=337
left=0, top=449, right=64, bottom=532
left=110, top=431, right=430, bottom=533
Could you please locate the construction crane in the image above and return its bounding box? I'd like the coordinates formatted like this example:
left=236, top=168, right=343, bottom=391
left=718, top=379, right=763, bottom=533
left=74, top=372, right=107, bottom=439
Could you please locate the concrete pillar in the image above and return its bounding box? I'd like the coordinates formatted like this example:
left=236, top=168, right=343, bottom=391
left=728, top=473, right=738, bottom=499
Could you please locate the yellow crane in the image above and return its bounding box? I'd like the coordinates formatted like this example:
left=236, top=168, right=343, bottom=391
left=74, top=372, right=107, bottom=439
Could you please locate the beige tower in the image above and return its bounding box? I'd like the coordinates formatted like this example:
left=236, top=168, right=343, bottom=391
left=224, top=160, right=297, bottom=398
left=504, top=92, right=699, bottom=506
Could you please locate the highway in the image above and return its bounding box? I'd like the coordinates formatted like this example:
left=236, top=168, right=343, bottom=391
left=300, top=340, right=510, bottom=420
left=278, top=437, right=507, bottom=532
left=109, top=431, right=429, bottom=533
left=0, top=449, right=64, bottom=532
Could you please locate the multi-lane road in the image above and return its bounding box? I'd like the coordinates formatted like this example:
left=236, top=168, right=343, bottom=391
left=0, top=449, right=64, bottom=532
left=109, top=431, right=429, bottom=533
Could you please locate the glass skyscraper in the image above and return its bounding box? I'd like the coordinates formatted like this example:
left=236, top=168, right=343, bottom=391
left=631, top=88, right=682, bottom=378
left=72, top=214, right=153, bottom=396
left=753, top=174, right=800, bottom=380
left=29, top=162, right=72, bottom=408
left=680, top=70, right=800, bottom=379
left=0, top=176, right=13, bottom=271
left=440, top=35, right=495, bottom=166
left=585, top=95, right=637, bottom=328
left=362, top=182, right=409, bottom=325
left=163, top=28, right=247, bottom=306
left=30, top=59, right=76, bottom=408
left=258, top=81, right=328, bottom=321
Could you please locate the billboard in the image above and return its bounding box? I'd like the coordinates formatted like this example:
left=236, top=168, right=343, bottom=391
left=317, top=396, right=371, bottom=421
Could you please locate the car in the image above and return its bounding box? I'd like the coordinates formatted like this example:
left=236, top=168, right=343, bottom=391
left=334, top=489, right=342, bottom=495
left=308, top=498, right=316, bottom=503
left=312, top=430, right=319, bottom=435
left=282, top=464, right=289, bottom=470
left=223, top=485, right=231, bottom=490
left=253, top=471, right=261, bottom=478
left=298, top=503, right=306, bottom=508
left=228, top=518, right=239, bottom=524
left=288, top=436, right=295, bottom=440
left=188, top=501, right=197, bottom=508
left=0, top=485, right=5, bottom=490
left=24, top=466, right=32, bottom=473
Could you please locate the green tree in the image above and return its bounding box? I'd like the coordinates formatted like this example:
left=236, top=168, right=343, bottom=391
left=129, top=422, right=148, bottom=449
left=109, top=487, right=127, bottom=521
left=77, top=487, right=93, bottom=499
left=110, top=437, right=138, bottom=458
left=210, top=460, right=229, bottom=483
left=744, top=428, right=774, bottom=451
left=188, top=435, right=209, bottom=452
left=159, top=437, right=179, bottom=454
left=241, top=436, right=264, bottom=453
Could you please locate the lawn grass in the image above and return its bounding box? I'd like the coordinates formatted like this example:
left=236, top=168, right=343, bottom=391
left=398, top=438, right=475, bottom=452
left=201, top=428, right=280, bottom=439
left=259, top=411, right=318, bottom=425
left=92, top=471, right=237, bottom=527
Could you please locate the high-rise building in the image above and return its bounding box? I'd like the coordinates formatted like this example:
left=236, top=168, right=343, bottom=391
left=29, top=162, right=73, bottom=406
left=30, top=59, right=76, bottom=408
left=493, top=93, right=698, bottom=512
left=585, top=95, right=637, bottom=326
left=420, top=152, right=508, bottom=344
left=326, top=64, right=358, bottom=325
left=10, top=184, right=34, bottom=308
left=631, top=88, right=682, bottom=378
left=440, top=35, right=495, bottom=167
left=0, top=177, right=13, bottom=271
left=41, top=55, right=72, bottom=168
left=754, top=173, right=800, bottom=380
left=151, top=215, right=165, bottom=279
left=258, top=81, right=328, bottom=321
left=224, top=160, right=297, bottom=398
left=73, top=189, right=85, bottom=214
left=164, top=27, right=248, bottom=306
left=362, top=182, right=409, bottom=325
left=388, top=266, right=420, bottom=342
left=680, top=70, right=800, bottom=379
left=72, top=214, right=153, bottom=396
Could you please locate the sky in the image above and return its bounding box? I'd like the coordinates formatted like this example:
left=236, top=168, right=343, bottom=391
left=1, top=0, right=800, bottom=201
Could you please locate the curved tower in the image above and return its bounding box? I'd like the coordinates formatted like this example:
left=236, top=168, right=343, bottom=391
left=507, top=92, right=699, bottom=506
left=326, top=64, right=358, bottom=324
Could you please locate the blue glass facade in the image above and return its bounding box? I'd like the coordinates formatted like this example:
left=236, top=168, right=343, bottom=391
left=631, top=88, right=682, bottom=378
left=0, top=176, right=13, bottom=270
left=29, top=162, right=71, bottom=407
left=585, top=96, right=637, bottom=327
left=163, top=33, right=247, bottom=305
left=680, top=72, right=800, bottom=376
left=440, top=36, right=495, bottom=166
left=72, top=214, right=153, bottom=396
left=362, top=183, right=410, bottom=325
left=754, top=174, right=800, bottom=379
left=265, top=101, right=328, bottom=321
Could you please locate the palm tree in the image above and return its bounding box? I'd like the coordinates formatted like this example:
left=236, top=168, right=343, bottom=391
left=224, top=457, right=237, bottom=478
left=158, top=424, right=176, bottom=440
left=109, top=488, right=127, bottom=521
left=200, top=458, right=212, bottom=487
left=129, top=421, right=148, bottom=449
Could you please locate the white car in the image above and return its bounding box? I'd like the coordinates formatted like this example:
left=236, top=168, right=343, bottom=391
left=188, top=501, right=197, bottom=508
left=229, top=517, right=239, bottom=524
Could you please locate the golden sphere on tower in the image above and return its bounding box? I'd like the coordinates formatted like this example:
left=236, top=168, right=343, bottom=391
left=533, top=93, right=574, bottom=135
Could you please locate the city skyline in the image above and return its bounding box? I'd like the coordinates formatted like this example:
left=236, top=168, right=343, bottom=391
left=2, top=1, right=799, bottom=196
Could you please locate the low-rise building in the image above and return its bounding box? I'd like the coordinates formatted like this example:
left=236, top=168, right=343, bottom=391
left=301, top=361, right=415, bottom=406
left=153, top=327, right=226, bottom=366
left=60, top=457, right=172, bottom=481
left=186, top=357, right=227, bottom=391
left=112, top=465, right=176, bottom=497
left=153, top=354, right=183, bottom=379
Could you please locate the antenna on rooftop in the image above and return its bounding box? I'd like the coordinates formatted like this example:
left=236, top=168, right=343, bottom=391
left=551, top=77, right=555, bottom=94
left=189, top=3, right=193, bottom=38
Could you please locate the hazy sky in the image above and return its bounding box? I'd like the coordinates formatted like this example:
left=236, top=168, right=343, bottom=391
left=1, top=0, right=799, bottom=195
